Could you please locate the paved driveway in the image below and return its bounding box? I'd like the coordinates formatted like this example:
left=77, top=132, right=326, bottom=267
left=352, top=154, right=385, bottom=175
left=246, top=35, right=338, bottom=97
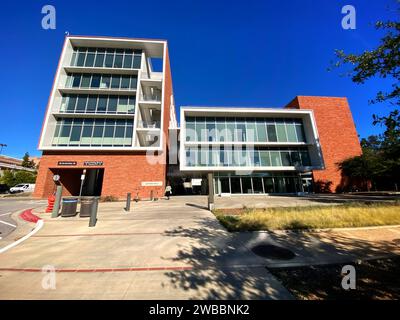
left=0, top=196, right=292, bottom=299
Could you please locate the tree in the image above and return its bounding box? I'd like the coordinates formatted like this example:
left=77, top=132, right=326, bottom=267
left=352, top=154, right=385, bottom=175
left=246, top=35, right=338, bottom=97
left=21, top=152, right=36, bottom=169
left=0, top=169, right=37, bottom=187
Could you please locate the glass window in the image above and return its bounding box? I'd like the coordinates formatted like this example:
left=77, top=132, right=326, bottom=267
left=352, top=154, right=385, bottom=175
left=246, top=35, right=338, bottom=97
left=216, top=118, right=226, bottom=142
left=60, top=123, right=71, bottom=137
left=252, top=177, right=263, bottom=193
left=230, top=177, right=241, bottom=194
left=235, top=118, right=246, bottom=142
left=286, top=123, right=297, bottom=142
left=263, top=177, right=275, bottom=193
left=94, top=51, right=105, bottom=67
left=100, top=75, right=110, bottom=89
left=85, top=52, right=95, bottom=67
left=76, top=95, right=87, bottom=112
left=225, top=119, right=235, bottom=142
left=97, top=95, right=107, bottom=112
left=295, top=124, right=306, bottom=142
left=76, top=50, right=86, bottom=66
left=186, top=118, right=196, bottom=141
left=132, top=52, right=142, bottom=68
left=93, top=125, right=104, bottom=138
left=291, top=151, right=301, bottom=166
left=91, top=75, right=100, bottom=88
left=281, top=151, right=292, bottom=166
left=129, top=76, right=137, bottom=89
left=256, top=119, right=267, bottom=142
left=104, top=52, right=114, bottom=67
left=66, top=95, right=77, bottom=112
left=113, top=54, right=123, bottom=68
left=104, top=126, right=114, bottom=138
left=241, top=178, right=253, bottom=194
left=115, top=126, right=125, bottom=138
left=81, top=123, right=93, bottom=137
left=72, top=74, right=81, bottom=88
left=108, top=97, right=117, bottom=112
left=120, top=76, right=130, bottom=89
left=270, top=151, right=282, bottom=166
left=123, top=53, right=133, bottom=68
left=260, top=150, right=271, bottom=166
left=81, top=74, right=91, bottom=88
left=125, top=125, right=133, bottom=138
left=87, top=96, right=97, bottom=112
left=196, top=117, right=206, bottom=141
left=246, top=118, right=257, bottom=142
left=206, top=118, right=216, bottom=142
left=111, top=75, right=120, bottom=89
left=267, top=124, right=277, bottom=142
left=70, top=124, right=82, bottom=141
left=276, top=122, right=288, bottom=142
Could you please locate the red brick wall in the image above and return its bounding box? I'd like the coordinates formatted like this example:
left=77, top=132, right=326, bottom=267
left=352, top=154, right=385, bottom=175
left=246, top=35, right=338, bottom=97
left=33, top=152, right=167, bottom=200
left=285, top=96, right=362, bottom=192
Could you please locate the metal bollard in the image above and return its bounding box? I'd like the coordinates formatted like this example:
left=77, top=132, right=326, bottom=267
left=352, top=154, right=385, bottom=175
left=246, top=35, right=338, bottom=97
left=89, top=197, right=98, bottom=227
left=125, top=193, right=131, bottom=212
left=51, top=185, right=63, bottom=218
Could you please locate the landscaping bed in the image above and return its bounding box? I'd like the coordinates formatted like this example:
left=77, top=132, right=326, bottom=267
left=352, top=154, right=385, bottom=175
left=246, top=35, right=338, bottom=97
left=268, top=256, right=400, bottom=300
left=214, top=202, right=400, bottom=231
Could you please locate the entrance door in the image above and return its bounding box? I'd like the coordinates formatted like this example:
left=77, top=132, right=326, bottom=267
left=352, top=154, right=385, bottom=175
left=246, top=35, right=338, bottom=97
left=81, top=169, right=104, bottom=196
left=220, top=177, right=230, bottom=194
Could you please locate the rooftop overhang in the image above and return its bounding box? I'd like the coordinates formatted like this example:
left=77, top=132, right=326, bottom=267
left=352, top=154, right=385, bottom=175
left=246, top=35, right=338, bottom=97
left=67, top=36, right=166, bottom=58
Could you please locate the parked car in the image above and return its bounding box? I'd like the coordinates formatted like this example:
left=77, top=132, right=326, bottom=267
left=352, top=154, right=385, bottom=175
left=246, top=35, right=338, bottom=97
left=0, top=184, right=10, bottom=194
left=9, top=184, right=35, bottom=194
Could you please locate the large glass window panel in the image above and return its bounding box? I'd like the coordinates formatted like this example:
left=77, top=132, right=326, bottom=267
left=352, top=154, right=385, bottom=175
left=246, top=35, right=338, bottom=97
left=97, top=95, right=107, bottom=112
left=70, top=52, right=77, bottom=67
left=286, top=123, right=297, bottom=142
left=66, top=95, right=77, bottom=112
left=128, top=97, right=135, bottom=113
left=115, top=126, right=125, bottom=138
left=81, top=124, right=93, bottom=137
left=206, top=118, right=216, bottom=142
left=76, top=49, right=86, bottom=66
left=252, top=177, right=263, bottom=193
left=60, top=123, right=71, bottom=138
left=125, top=125, right=133, bottom=138
left=100, top=75, right=110, bottom=89
left=260, top=150, right=271, bottom=166
left=185, top=118, right=196, bottom=141
left=275, top=177, right=286, bottom=193
left=87, top=96, right=97, bottom=112
left=75, top=95, right=87, bottom=112
left=129, top=76, right=137, bottom=89
left=225, top=120, right=235, bottom=142
left=246, top=118, right=257, bottom=142
left=94, top=50, right=105, bottom=67
left=241, top=177, right=253, bottom=194
left=281, top=151, right=292, bottom=166
left=195, top=117, right=206, bottom=141
left=220, top=178, right=230, bottom=193
left=114, top=54, right=123, bottom=68
left=270, top=151, right=282, bottom=166
left=104, top=126, right=114, bottom=138
left=91, top=75, right=100, bottom=88
left=267, top=124, right=277, bottom=142
left=70, top=125, right=82, bottom=142
left=72, top=74, right=81, bottom=88
left=235, top=118, right=246, bottom=142
left=295, top=124, right=306, bottom=142
left=256, top=119, right=267, bottom=142
left=276, top=121, right=288, bottom=142
left=117, top=96, right=128, bottom=113
left=120, top=76, right=130, bottom=89
left=230, top=177, right=241, bottom=194
left=123, top=52, right=133, bottom=68
left=104, top=52, right=114, bottom=67
left=81, top=74, right=91, bottom=88
left=263, top=177, right=275, bottom=193
left=290, top=151, right=301, bottom=166
left=132, top=51, right=142, bottom=68
left=93, top=125, right=104, bottom=137
left=107, top=97, right=117, bottom=113
left=111, top=75, right=120, bottom=89
left=216, top=118, right=226, bottom=142
left=85, top=51, right=95, bottom=67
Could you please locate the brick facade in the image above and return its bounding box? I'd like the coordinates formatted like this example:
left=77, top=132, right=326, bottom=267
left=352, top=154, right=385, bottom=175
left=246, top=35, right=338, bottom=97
left=286, top=96, right=362, bottom=192
left=33, top=152, right=167, bottom=199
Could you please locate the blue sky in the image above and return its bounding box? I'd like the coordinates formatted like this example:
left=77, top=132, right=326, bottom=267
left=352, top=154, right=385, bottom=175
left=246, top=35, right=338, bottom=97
left=0, top=0, right=397, bottom=158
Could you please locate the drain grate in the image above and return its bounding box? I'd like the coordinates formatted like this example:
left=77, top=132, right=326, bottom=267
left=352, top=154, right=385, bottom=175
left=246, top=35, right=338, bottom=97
left=251, top=244, right=296, bottom=260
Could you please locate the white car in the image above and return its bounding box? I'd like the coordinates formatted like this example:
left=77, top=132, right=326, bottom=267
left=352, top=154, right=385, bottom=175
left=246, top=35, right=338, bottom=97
left=9, top=184, right=35, bottom=194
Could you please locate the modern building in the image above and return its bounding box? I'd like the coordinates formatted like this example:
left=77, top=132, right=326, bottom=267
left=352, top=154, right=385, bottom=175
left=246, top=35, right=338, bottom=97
left=33, top=36, right=176, bottom=199
left=34, top=35, right=362, bottom=199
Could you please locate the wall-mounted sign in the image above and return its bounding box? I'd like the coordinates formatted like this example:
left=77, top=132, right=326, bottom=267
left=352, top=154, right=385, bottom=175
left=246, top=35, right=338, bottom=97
left=57, top=161, right=77, bottom=166
left=84, top=161, right=103, bottom=166
left=141, top=181, right=163, bottom=187
left=191, top=178, right=202, bottom=186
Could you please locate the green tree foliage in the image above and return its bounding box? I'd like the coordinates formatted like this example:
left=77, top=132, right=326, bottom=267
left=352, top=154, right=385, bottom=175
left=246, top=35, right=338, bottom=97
left=334, top=5, right=400, bottom=191
left=0, top=170, right=37, bottom=187
left=21, top=152, right=36, bottom=169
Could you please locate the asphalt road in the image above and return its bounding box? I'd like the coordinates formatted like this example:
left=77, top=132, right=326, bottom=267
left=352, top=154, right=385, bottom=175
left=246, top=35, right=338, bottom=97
left=0, top=198, right=46, bottom=240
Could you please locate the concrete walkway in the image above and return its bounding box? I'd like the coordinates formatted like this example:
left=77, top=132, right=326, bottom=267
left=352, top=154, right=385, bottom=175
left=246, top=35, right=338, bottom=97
left=0, top=196, right=292, bottom=300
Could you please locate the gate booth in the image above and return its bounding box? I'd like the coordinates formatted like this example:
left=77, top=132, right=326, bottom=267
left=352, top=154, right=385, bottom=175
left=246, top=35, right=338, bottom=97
left=50, top=168, right=104, bottom=197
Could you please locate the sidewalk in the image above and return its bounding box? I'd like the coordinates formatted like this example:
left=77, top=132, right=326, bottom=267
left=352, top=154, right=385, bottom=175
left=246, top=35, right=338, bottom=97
left=0, top=196, right=292, bottom=300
